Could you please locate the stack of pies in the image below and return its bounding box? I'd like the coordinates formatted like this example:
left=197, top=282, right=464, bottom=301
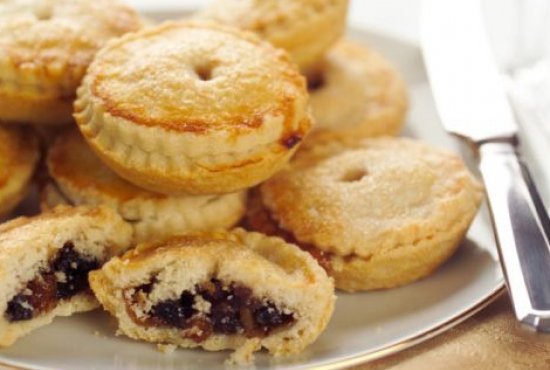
left=0, top=0, right=483, bottom=364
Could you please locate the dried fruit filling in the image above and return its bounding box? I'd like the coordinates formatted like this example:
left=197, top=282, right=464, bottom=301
left=4, top=242, right=100, bottom=322
left=126, top=279, right=296, bottom=342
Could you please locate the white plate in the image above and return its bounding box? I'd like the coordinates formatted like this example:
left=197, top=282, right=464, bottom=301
left=0, top=10, right=505, bottom=370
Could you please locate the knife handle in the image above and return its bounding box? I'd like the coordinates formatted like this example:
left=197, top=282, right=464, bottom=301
left=479, top=141, right=550, bottom=331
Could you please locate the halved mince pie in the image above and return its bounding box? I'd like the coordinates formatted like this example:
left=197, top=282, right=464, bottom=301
left=0, top=206, right=133, bottom=347
left=89, top=229, right=335, bottom=364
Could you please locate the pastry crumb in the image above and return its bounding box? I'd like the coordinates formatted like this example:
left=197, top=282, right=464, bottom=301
left=226, top=339, right=261, bottom=366
left=93, top=330, right=108, bottom=339
left=193, top=295, right=212, bottom=314
left=157, top=344, right=178, bottom=354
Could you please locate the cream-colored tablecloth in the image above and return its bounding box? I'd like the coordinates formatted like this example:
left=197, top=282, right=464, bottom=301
left=357, top=292, right=550, bottom=370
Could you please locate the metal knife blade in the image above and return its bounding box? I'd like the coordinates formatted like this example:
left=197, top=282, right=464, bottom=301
left=421, top=0, right=517, bottom=143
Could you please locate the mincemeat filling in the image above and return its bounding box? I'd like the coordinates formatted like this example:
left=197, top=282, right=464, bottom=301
left=125, top=278, right=295, bottom=342
left=5, top=242, right=99, bottom=322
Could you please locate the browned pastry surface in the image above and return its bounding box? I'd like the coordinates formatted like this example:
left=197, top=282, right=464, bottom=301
left=0, top=0, right=143, bottom=125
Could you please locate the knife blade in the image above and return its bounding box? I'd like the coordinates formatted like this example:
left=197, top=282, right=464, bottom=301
left=421, top=0, right=517, bottom=143
left=422, top=0, right=550, bottom=331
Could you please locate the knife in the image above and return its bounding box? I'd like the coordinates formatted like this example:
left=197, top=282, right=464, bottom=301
left=421, top=0, right=550, bottom=331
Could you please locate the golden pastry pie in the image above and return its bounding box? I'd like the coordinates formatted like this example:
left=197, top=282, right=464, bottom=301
left=0, top=206, right=133, bottom=347
left=246, top=137, right=483, bottom=292
left=306, top=40, right=408, bottom=138
left=75, top=21, right=312, bottom=195
left=0, top=126, right=40, bottom=219
left=44, top=129, right=247, bottom=243
left=89, top=229, right=335, bottom=363
left=0, top=0, right=143, bottom=125
left=197, top=0, right=349, bottom=71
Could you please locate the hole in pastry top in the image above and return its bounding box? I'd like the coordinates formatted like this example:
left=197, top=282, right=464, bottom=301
left=194, top=63, right=215, bottom=81
left=340, top=168, right=368, bottom=182
left=306, top=69, right=326, bottom=91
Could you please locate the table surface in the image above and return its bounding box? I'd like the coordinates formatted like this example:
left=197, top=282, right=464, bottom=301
left=359, top=294, right=550, bottom=370
left=126, top=1, right=550, bottom=369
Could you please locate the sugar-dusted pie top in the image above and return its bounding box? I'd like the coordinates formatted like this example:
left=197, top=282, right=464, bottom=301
left=85, top=21, right=308, bottom=133
left=0, top=0, right=143, bottom=96
left=261, top=136, right=484, bottom=257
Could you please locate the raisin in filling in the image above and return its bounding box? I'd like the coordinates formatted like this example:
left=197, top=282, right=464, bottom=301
left=125, top=279, right=295, bottom=343
left=280, top=133, right=303, bottom=149
left=4, top=242, right=100, bottom=322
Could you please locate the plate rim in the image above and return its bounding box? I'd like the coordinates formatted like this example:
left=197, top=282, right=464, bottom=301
left=309, top=285, right=505, bottom=370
